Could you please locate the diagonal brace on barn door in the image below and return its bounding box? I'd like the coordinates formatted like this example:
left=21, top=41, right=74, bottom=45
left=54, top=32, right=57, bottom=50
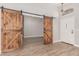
left=6, top=32, right=21, bottom=49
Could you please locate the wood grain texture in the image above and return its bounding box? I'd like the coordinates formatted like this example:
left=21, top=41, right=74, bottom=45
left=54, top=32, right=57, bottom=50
left=1, top=9, right=23, bottom=52
left=1, top=37, right=79, bottom=56
left=44, top=16, right=52, bottom=44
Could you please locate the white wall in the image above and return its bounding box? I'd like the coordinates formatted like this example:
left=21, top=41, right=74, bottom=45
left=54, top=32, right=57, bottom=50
left=53, top=17, right=60, bottom=42
left=24, top=15, right=43, bottom=38
left=74, top=4, right=79, bottom=45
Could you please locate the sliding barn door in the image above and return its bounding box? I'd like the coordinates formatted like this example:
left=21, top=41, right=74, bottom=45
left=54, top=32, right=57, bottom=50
left=44, top=16, right=52, bottom=44
left=1, top=9, right=23, bottom=52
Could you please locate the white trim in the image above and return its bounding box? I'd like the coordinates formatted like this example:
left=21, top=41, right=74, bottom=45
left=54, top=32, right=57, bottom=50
left=24, top=35, right=43, bottom=38
left=73, top=44, right=79, bottom=47
left=58, top=40, right=79, bottom=48
left=53, top=39, right=62, bottom=43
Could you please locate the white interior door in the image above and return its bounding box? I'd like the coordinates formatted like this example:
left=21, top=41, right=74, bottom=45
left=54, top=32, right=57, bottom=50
left=60, top=16, right=75, bottom=44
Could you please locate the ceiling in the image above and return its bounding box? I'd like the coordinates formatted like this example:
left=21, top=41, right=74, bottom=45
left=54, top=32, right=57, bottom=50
left=0, top=3, right=58, bottom=17
left=0, top=3, right=79, bottom=17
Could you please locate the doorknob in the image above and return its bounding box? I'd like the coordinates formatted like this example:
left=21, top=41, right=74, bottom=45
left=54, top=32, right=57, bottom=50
left=71, top=30, right=74, bottom=34
left=66, top=24, right=67, bottom=29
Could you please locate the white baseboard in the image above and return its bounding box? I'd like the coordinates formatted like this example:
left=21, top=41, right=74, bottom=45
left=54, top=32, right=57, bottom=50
left=60, top=40, right=79, bottom=47
left=53, top=39, right=62, bottom=43
left=61, top=40, right=76, bottom=46
left=73, top=44, right=79, bottom=47
left=24, top=35, right=43, bottom=38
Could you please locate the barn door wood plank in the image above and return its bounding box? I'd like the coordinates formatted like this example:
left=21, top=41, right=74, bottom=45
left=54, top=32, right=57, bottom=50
left=44, top=16, right=53, bottom=44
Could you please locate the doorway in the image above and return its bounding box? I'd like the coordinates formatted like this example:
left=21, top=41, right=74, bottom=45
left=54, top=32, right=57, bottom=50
left=24, top=15, right=44, bottom=46
left=23, top=15, right=53, bottom=45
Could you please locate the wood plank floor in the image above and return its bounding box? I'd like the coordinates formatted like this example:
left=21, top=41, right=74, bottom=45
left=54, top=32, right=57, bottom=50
left=1, top=37, right=79, bottom=56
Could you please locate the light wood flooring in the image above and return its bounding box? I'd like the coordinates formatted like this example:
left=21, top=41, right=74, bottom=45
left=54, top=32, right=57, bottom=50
left=1, top=37, right=79, bottom=56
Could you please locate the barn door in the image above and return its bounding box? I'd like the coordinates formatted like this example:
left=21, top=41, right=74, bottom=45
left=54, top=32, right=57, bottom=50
left=44, top=16, right=52, bottom=44
left=1, top=8, right=23, bottom=52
